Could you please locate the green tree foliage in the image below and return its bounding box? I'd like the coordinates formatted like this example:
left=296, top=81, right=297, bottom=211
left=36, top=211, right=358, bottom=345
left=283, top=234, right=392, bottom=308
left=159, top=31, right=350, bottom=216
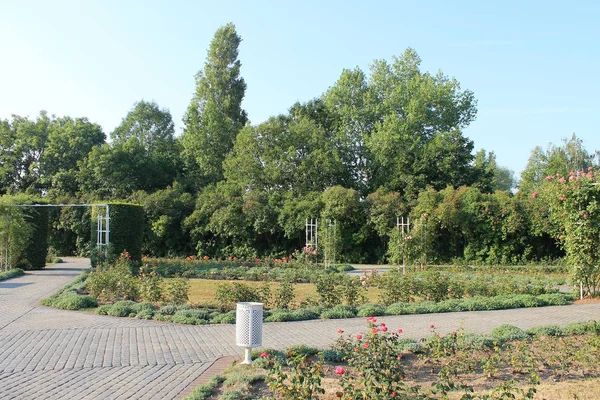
left=182, top=23, right=247, bottom=188
left=366, top=49, right=477, bottom=199
left=0, top=112, right=52, bottom=194
left=472, top=150, right=515, bottom=193
left=130, top=184, right=195, bottom=257
left=519, top=134, right=596, bottom=194
left=41, top=116, right=105, bottom=196
left=224, top=115, right=344, bottom=195
left=78, top=101, right=179, bottom=198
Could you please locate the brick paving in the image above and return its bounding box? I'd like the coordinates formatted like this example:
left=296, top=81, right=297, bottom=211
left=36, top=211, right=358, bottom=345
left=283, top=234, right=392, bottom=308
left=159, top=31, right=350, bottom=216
left=1, top=258, right=599, bottom=399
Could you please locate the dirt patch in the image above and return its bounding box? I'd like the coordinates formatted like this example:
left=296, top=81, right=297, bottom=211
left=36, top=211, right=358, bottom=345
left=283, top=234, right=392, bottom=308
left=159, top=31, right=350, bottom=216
left=574, top=297, right=600, bottom=304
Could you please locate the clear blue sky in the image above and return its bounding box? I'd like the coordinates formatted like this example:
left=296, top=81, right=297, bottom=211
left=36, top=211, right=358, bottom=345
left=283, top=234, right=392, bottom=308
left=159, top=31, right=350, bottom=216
left=1, top=0, right=598, bottom=179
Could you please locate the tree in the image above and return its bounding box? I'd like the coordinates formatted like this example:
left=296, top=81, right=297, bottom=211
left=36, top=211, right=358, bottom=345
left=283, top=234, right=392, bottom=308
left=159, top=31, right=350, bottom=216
left=182, top=23, right=247, bottom=188
left=0, top=112, right=51, bottom=194
left=519, top=134, right=596, bottom=193
left=365, top=49, right=478, bottom=199
left=323, top=68, right=375, bottom=193
left=41, top=116, right=105, bottom=196
left=78, top=101, right=179, bottom=198
left=223, top=115, right=344, bottom=195
left=472, top=150, right=515, bottom=193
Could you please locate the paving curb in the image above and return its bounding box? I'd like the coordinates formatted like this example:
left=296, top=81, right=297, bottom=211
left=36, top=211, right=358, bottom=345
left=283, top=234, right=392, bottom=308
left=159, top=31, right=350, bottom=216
left=174, top=356, right=240, bottom=399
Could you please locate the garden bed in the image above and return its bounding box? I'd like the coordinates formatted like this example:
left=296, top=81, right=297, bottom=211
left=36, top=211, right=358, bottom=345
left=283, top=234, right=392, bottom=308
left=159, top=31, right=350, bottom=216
left=184, top=320, right=600, bottom=399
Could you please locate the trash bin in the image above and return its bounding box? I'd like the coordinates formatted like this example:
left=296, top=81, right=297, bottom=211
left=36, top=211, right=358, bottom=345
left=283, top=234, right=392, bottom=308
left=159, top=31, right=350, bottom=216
left=236, top=302, right=263, bottom=364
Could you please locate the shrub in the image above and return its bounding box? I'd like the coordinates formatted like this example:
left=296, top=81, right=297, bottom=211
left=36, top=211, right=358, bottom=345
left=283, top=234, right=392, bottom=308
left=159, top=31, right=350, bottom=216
left=90, top=203, right=144, bottom=266
left=285, top=344, right=319, bottom=357
left=337, top=320, right=411, bottom=398
left=87, top=254, right=139, bottom=302
left=537, top=293, right=574, bottom=305
left=314, top=273, right=343, bottom=308
left=157, top=304, right=188, bottom=316
left=164, top=277, right=190, bottom=305
left=272, top=280, right=295, bottom=309
left=210, top=310, right=236, bottom=324
left=385, top=302, right=412, bottom=315
left=54, top=294, right=98, bottom=310
left=357, top=303, right=386, bottom=317
left=138, top=265, right=164, bottom=302
left=526, top=325, right=563, bottom=337
left=0, top=268, right=24, bottom=281
left=96, top=304, right=112, bottom=315
left=320, top=304, right=356, bottom=319
left=214, top=281, right=265, bottom=310
left=264, top=349, right=325, bottom=400
left=491, top=324, right=529, bottom=342
left=107, top=300, right=137, bottom=317
left=377, top=273, right=412, bottom=305
left=322, top=349, right=345, bottom=362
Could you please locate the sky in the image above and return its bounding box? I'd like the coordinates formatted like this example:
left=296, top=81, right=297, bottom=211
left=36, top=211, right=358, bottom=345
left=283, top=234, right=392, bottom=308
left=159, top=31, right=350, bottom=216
left=1, top=0, right=598, bottom=179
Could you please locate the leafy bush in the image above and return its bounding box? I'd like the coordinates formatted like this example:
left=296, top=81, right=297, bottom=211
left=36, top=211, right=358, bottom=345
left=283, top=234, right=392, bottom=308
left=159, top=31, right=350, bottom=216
left=526, top=325, right=563, bottom=337
left=215, top=281, right=267, bottom=310
left=357, top=303, right=386, bottom=317
left=285, top=344, right=319, bottom=357
left=0, top=268, right=24, bottom=281
left=537, top=292, right=575, bottom=305
left=54, top=294, right=98, bottom=310
left=157, top=304, right=189, bottom=316
left=272, top=280, right=295, bottom=309
left=87, top=253, right=139, bottom=302
left=491, top=324, right=529, bottom=342
left=314, top=273, right=343, bottom=308
left=164, top=277, right=190, bottom=305
left=320, top=304, right=356, bottom=319
left=210, top=310, right=236, bottom=324
left=377, top=272, right=413, bottom=305
left=107, top=300, right=137, bottom=317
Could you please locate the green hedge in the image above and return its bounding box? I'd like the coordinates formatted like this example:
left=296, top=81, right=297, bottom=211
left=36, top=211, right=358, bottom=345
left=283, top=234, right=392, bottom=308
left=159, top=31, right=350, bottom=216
left=21, top=203, right=49, bottom=270
left=90, top=203, right=144, bottom=266
left=1, top=195, right=49, bottom=270
left=0, top=268, right=24, bottom=281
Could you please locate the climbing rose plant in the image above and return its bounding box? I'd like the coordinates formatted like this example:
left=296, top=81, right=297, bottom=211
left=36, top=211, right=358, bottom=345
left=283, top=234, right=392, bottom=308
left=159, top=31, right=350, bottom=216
left=540, top=168, right=600, bottom=296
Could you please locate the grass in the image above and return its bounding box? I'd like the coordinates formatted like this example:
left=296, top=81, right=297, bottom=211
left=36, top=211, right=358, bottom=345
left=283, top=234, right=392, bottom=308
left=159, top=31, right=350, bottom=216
left=186, top=278, right=382, bottom=305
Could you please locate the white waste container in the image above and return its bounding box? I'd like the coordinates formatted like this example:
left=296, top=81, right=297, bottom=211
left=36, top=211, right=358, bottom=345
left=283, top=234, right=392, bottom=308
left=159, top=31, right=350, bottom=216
left=236, top=302, right=263, bottom=364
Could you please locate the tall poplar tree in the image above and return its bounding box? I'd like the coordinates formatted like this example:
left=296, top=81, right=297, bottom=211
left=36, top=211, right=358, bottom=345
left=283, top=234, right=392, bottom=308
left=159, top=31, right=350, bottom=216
left=182, top=23, right=247, bottom=189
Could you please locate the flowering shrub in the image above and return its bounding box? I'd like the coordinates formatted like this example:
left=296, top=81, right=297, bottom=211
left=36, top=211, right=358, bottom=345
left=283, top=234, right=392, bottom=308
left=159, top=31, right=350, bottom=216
left=335, top=319, right=415, bottom=399
left=214, top=281, right=271, bottom=310
left=264, top=348, right=325, bottom=399
left=87, top=251, right=139, bottom=302
left=540, top=168, right=600, bottom=296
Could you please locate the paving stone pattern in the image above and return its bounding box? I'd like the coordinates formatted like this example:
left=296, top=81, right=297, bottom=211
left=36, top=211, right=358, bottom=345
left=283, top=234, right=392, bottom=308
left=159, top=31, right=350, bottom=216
left=1, top=258, right=600, bottom=399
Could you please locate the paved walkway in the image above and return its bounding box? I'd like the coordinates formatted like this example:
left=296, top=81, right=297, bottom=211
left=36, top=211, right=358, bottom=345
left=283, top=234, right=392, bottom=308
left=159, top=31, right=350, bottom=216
left=1, top=259, right=599, bottom=399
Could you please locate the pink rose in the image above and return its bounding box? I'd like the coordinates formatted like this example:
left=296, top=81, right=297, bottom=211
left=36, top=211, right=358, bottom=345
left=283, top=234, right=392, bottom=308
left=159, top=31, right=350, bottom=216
left=335, top=366, right=345, bottom=375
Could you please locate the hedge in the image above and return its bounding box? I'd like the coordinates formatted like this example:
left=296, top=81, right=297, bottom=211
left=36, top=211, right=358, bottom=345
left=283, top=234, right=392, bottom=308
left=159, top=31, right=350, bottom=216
left=0, top=194, right=49, bottom=270
left=21, top=202, right=49, bottom=270
left=90, top=203, right=144, bottom=266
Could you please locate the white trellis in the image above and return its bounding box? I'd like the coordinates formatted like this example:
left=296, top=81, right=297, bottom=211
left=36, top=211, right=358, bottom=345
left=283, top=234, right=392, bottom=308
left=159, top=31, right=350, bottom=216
left=323, top=219, right=337, bottom=268
left=305, top=218, right=318, bottom=251
left=396, top=216, right=427, bottom=272
left=0, top=215, right=10, bottom=271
